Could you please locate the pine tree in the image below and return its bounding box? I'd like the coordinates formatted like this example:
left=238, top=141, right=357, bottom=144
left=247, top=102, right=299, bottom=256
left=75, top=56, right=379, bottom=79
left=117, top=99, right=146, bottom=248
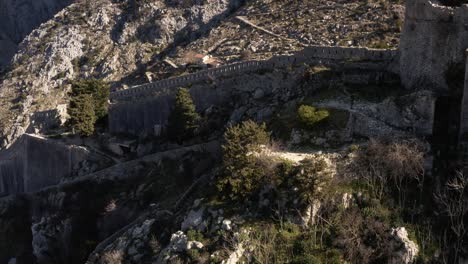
left=217, top=120, right=270, bottom=201
left=67, top=78, right=109, bottom=136
left=68, top=94, right=96, bottom=136
left=70, top=79, right=109, bottom=120
left=167, top=88, right=200, bottom=141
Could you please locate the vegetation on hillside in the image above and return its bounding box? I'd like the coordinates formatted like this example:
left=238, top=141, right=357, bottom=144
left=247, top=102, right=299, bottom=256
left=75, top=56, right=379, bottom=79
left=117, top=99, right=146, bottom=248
left=297, top=105, right=330, bottom=129
left=217, top=120, right=270, bottom=202
left=167, top=88, right=201, bottom=142
left=206, top=119, right=465, bottom=263
left=67, top=79, right=109, bottom=136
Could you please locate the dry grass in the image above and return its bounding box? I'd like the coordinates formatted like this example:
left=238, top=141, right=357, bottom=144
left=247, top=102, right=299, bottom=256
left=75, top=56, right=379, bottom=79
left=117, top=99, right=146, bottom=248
left=102, top=250, right=123, bottom=264
left=352, top=139, right=425, bottom=200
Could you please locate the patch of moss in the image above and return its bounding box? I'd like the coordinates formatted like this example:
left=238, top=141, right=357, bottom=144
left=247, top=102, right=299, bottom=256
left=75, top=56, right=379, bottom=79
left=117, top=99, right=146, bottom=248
left=297, top=105, right=330, bottom=128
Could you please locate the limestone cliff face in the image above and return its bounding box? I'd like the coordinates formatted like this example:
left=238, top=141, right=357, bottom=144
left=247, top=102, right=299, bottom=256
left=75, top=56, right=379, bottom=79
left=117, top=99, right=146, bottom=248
left=0, top=0, right=74, bottom=69
left=0, top=0, right=404, bottom=149
left=0, top=0, right=244, bottom=149
left=399, top=0, right=468, bottom=90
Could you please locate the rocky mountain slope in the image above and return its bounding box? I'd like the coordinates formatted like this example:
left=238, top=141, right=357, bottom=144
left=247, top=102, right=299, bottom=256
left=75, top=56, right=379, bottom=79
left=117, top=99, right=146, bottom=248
left=0, top=0, right=74, bottom=70
left=0, top=0, right=404, bottom=149
left=2, top=0, right=468, bottom=263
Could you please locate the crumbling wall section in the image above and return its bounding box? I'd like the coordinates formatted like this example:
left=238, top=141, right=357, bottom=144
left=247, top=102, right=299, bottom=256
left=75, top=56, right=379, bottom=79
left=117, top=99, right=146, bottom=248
left=400, top=0, right=468, bottom=90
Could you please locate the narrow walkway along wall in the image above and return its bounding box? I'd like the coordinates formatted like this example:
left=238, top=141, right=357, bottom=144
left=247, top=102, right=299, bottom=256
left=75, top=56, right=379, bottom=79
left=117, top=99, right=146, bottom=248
left=0, top=134, right=89, bottom=196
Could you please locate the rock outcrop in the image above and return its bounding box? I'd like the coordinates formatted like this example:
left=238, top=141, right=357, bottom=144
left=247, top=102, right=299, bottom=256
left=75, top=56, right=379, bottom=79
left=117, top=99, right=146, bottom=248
left=0, top=0, right=74, bottom=69
left=0, top=0, right=245, bottom=149
left=390, top=227, right=419, bottom=264
left=0, top=141, right=220, bottom=264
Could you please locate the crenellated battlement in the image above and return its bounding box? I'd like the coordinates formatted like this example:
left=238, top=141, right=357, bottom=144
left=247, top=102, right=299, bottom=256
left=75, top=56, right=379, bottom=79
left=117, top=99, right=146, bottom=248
left=110, top=46, right=397, bottom=101
left=107, top=45, right=399, bottom=137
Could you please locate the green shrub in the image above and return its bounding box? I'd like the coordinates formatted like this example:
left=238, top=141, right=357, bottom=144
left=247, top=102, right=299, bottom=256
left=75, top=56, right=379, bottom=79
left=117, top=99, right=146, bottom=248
left=186, top=249, right=200, bottom=262
left=186, top=229, right=204, bottom=242
left=217, top=120, right=270, bottom=202
left=245, top=222, right=343, bottom=264
left=291, top=254, right=321, bottom=264
left=167, top=88, right=200, bottom=141
left=288, top=158, right=331, bottom=203
left=297, top=105, right=329, bottom=128
left=349, top=144, right=360, bottom=152
left=68, top=94, right=96, bottom=136
left=272, top=159, right=296, bottom=187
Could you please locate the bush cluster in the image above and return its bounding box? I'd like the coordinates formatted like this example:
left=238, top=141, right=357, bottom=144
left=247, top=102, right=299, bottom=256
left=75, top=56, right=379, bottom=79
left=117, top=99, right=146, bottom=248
left=244, top=222, right=342, bottom=264
left=279, top=158, right=330, bottom=203
left=67, top=79, right=109, bottom=136
left=352, top=139, right=424, bottom=203
left=297, top=105, right=329, bottom=129
left=217, top=120, right=332, bottom=206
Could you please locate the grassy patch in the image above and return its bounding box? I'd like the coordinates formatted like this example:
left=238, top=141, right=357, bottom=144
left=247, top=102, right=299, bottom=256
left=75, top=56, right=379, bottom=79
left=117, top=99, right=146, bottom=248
left=270, top=102, right=349, bottom=143
left=242, top=221, right=344, bottom=264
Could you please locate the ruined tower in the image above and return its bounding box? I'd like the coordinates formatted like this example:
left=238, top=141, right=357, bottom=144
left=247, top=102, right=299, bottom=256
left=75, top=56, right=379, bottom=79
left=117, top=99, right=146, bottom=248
left=399, top=0, right=468, bottom=90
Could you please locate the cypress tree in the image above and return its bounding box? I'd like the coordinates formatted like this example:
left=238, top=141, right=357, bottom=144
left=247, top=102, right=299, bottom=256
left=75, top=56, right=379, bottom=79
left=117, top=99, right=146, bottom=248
left=217, top=120, right=270, bottom=201
left=70, top=79, right=109, bottom=120
left=68, top=94, right=96, bottom=136
left=67, top=78, right=109, bottom=137
left=167, top=88, right=200, bottom=141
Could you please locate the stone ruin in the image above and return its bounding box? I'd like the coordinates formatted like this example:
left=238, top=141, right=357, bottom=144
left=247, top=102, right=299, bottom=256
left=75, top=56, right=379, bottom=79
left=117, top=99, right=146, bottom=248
left=108, top=0, right=468, bottom=148
left=2, top=0, right=468, bottom=196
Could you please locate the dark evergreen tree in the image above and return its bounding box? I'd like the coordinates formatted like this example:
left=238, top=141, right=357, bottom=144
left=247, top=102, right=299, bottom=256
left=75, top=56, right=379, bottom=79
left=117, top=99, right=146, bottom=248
left=68, top=94, right=96, bottom=136
left=67, top=78, right=108, bottom=136
left=167, top=88, right=200, bottom=141
left=70, top=79, right=109, bottom=120
left=217, top=120, right=270, bottom=201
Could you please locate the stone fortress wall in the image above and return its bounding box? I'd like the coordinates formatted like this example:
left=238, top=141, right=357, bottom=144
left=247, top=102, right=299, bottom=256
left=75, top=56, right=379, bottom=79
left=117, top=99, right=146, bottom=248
left=400, top=0, right=468, bottom=90
left=3, top=0, right=468, bottom=196
left=111, top=46, right=398, bottom=101
left=0, top=134, right=89, bottom=196
left=109, top=46, right=399, bottom=136
left=110, top=0, right=468, bottom=138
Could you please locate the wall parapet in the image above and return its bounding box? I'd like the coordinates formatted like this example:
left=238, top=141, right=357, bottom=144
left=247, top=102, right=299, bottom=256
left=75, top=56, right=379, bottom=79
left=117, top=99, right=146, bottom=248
left=110, top=46, right=397, bottom=101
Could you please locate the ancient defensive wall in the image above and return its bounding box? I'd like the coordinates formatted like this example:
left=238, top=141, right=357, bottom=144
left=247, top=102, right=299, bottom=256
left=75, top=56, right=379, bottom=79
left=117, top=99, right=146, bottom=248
left=0, top=134, right=89, bottom=196
left=400, top=0, right=468, bottom=90
left=110, top=46, right=398, bottom=101
left=108, top=45, right=398, bottom=136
